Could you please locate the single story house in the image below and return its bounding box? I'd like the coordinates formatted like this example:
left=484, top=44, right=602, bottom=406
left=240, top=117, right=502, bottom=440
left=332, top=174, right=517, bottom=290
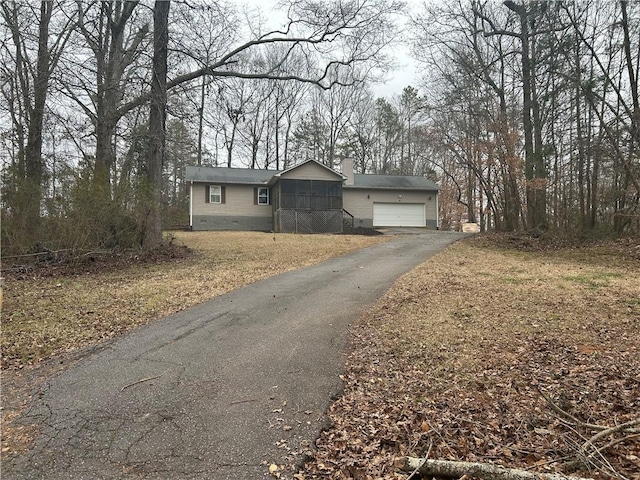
left=185, top=158, right=439, bottom=233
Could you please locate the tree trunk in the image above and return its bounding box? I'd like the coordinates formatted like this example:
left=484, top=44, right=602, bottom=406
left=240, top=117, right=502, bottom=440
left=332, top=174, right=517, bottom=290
left=620, top=1, right=639, bottom=148
left=530, top=30, right=547, bottom=230
left=574, top=37, right=587, bottom=230
left=197, top=75, right=206, bottom=165
left=141, top=0, right=170, bottom=250
left=397, top=457, right=594, bottom=480
left=518, top=5, right=536, bottom=230
left=2, top=1, right=54, bottom=244
left=503, top=1, right=547, bottom=231
left=23, top=1, right=53, bottom=223
left=79, top=1, right=143, bottom=195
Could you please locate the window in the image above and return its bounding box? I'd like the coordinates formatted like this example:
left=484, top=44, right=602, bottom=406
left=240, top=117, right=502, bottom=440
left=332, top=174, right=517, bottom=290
left=257, top=187, right=270, bottom=205
left=208, top=185, right=222, bottom=203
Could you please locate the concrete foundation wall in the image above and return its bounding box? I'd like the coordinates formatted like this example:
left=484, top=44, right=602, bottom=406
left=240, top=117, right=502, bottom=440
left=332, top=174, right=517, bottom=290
left=192, top=215, right=273, bottom=231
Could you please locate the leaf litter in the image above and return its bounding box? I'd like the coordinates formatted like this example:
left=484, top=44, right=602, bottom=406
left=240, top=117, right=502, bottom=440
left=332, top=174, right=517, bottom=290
left=298, top=234, right=639, bottom=480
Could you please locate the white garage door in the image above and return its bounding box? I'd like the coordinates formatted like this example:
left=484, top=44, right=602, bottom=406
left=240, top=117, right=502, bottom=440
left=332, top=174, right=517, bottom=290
left=373, top=203, right=425, bottom=227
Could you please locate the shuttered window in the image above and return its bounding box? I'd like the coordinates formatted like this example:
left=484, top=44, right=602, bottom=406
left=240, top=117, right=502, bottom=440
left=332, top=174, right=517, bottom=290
left=205, top=185, right=225, bottom=204
left=254, top=187, right=270, bottom=205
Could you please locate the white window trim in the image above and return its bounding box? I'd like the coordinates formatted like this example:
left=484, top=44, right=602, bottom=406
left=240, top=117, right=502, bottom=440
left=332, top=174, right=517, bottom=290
left=210, top=185, right=222, bottom=204
left=257, top=187, right=269, bottom=205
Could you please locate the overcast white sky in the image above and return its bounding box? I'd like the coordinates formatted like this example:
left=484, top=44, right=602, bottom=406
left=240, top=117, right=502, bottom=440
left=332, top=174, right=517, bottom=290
left=372, top=42, right=420, bottom=98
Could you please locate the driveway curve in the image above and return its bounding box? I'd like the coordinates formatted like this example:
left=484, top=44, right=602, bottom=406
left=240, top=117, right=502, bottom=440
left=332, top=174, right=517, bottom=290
left=3, top=231, right=465, bottom=479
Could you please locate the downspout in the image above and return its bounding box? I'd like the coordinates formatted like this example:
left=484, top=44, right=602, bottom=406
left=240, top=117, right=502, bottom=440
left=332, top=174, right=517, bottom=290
left=435, top=191, right=440, bottom=229
left=189, top=181, right=193, bottom=230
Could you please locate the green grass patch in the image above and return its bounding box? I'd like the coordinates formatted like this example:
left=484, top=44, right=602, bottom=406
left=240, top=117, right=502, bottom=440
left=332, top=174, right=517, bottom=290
left=562, top=271, right=624, bottom=289
left=499, top=275, right=529, bottom=285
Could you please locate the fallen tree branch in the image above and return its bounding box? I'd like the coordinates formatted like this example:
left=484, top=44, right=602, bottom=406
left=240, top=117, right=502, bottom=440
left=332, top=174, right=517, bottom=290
left=560, top=423, right=625, bottom=479
left=537, top=388, right=608, bottom=432
left=406, top=440, right=432, bottom=480
left=538, top=388, right=640, bottom=435
left=592, top=432, right=640, bottom=456
left=120, top=369, right=169, bottom=392
left=396, top=457, right=595, bottom=480
left=581, top=418, right=640, bottom=449
left=565, top=420, right=640, bottom=477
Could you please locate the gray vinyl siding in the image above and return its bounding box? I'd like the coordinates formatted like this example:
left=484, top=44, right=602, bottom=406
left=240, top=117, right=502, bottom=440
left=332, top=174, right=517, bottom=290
left=191, top=183, right=272, bottom=231
left=192, top=183, right=272, bottom=218
left=343, top=188, right=438, bottom=228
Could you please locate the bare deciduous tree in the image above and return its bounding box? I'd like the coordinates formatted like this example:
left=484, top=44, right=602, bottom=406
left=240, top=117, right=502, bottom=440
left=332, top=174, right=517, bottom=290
left=1, top=1, right=72, bottom=245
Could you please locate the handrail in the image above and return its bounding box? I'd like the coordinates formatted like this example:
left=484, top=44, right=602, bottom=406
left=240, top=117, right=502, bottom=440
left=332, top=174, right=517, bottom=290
left=342, top=209, right=354, bottom=227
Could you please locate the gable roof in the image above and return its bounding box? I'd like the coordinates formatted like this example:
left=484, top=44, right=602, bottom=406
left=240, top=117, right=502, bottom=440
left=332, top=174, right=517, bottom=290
left=350, top=173, right=439, bottom=191
left=274, top=159, right=346, bottom=180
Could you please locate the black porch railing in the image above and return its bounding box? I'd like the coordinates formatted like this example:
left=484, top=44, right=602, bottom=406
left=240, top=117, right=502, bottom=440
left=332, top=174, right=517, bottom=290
left=342, top=209, right=354, bottom=228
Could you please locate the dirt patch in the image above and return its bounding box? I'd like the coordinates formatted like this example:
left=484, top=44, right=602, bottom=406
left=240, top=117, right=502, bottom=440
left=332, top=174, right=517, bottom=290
left=339, top=226, right=385, bottom=236
left=301, top=235, right=640, bottom=479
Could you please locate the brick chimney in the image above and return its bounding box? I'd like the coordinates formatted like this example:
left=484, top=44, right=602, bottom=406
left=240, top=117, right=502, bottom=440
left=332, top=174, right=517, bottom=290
left=342, top=157, right=354, bottom=186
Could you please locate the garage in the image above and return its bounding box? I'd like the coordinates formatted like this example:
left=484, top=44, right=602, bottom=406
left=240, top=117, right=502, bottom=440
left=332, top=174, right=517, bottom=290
left=373, top=203, right=425, bottom=227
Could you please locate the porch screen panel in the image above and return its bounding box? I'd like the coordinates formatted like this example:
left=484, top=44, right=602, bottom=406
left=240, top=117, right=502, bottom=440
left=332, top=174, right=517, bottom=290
left=327, top=183, right=342, bottom=210
left=277, top=179, right=342, bottom=211
left=295, top=180, right=311, bottom=209
left=279, top=179, right=296, bottom=209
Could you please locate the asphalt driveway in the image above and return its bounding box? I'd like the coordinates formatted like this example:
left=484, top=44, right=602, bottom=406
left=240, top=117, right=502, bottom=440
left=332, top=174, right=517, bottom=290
left=3, top=231, right=465, bottom=479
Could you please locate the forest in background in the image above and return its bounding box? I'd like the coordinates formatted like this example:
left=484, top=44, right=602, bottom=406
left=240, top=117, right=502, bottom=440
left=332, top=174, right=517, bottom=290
left=1, top=0, right=639, bottom=257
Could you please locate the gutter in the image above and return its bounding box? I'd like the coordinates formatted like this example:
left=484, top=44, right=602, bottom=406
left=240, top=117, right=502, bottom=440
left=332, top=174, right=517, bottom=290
left=342, top=185, right=439, bottom=191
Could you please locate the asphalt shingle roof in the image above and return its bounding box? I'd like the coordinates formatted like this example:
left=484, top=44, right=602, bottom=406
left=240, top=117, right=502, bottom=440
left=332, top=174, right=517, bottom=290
left=185, top=166, right=277, bottom=185
left=185, top=165, right=439, bottom=190
left=351, top=173, right=439, bottom=191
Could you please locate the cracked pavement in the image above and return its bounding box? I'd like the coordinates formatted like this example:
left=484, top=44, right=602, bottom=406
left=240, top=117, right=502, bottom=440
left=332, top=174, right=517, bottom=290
left=3, top=231, right=465, bottom=479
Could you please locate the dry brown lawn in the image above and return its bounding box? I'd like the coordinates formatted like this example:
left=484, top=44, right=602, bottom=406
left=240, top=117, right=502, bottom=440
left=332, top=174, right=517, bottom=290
left=302, top=235, right=640, bottom=480
left=1, top=231, right=387, bottom=369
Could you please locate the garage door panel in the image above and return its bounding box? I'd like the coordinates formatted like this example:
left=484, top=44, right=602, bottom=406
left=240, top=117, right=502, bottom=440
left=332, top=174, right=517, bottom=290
left=373, top=203, right=425, bottom=227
